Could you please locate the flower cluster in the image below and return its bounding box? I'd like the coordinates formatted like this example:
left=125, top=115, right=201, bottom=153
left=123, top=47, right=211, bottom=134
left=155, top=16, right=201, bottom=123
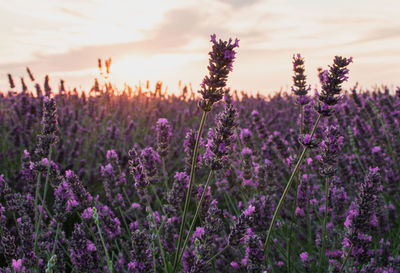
left=204, top=102, right=237, bottom=170
left=198, top=34, right=239, bottom=112
left=316, top=56, right=353, bottom=116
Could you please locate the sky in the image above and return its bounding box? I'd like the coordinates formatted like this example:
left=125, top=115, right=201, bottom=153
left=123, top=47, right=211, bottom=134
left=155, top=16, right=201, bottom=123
left=1, top=0, right=400, bottom=96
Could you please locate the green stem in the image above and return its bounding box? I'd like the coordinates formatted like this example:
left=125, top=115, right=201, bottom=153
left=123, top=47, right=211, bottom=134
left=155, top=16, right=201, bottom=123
left=339, top=244, right=353, bottom=273
left=151, top=239, right=157, bottom=273
left=33, top=172, right=42, bottom=238
left=150, top=185, right=166, bottom=215
left=34, top=147, right=52, bottom=269
left=263, top=114, right=321, bottom=257
left=206, top=244, right=230, bottom=264
left=51, top=223, right=61, bottom=257
left=173, top=111, right=208, bottom=270
left=175, top=171, right=213, bottom=270
left=287, top=176, right=299, bottom=273
left=161, top=157, right=168, bottom=189
left=300, top=105, right=303, bottom=135
left=320, top=177, right=329, bottom=272
left=95, top=220, right=113, bottom=273
left=118, top=206, right=132, bottom=240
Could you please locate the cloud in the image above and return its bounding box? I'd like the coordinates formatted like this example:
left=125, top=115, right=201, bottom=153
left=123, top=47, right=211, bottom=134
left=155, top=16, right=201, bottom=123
left=58, top=7, right=92, bottom=20
left=217, top=0, right=261, bottom=8
left=0, top=7, right=223, bottom=73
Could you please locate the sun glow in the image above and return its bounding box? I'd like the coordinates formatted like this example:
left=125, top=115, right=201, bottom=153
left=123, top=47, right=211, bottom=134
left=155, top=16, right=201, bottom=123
left=108, top=53, right=205, bottom=94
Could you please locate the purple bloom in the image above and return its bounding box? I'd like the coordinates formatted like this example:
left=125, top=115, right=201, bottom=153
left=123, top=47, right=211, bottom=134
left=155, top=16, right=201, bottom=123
left=229, top=204, right=256, bottom=247
left=156, top=118, right=172, bottom=157
left=316, top=56, right=352, bottom=116
left=34, top=96, right=58, bottom=161
left=12, top=259, right=22, bottom=272
left=343, top=167, right=383, bottom=266
left=245, top=234, right=266, bottom=273
left=205, top=102, right=237, bottom=170
left=291, top=53, right=311, bottom=105
left=128, top=148, right=150, bottom=190
left=198, top=34, right=239, bottom=111
left=140, top=146, right=160, bottom=181
left=65, top=169, right=93, bottom=209
left=82, top=207, right=93, bottom=219
left=165, top=172, right=189, bottom=212
left=183, top=129, right=203, bottom=174
left=128, top=229, right=153, bottom=273
left=300, top=252, right=309, bottom=262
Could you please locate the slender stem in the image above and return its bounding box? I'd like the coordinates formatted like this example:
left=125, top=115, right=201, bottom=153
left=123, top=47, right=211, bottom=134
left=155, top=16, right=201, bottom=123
left=173, top=111, right=208, bottom=270
left=339, top=244, right=353, bottom=273
left=34, top=147, right=52, bottom=269
left=287, top=176, right=299, bottom=273
left=161, top=157, right=168, bottom=189
left=33, top=172, right=42, bottom=237
left=175, top=171, right=213, bottom=270
left=288, top=103, right=304, bottom=272
left=300, top=105, right=304, bottom=135
left=51, top=223, right=61, bottom=257
left=150, top=185, right=166, bottom=215
left=320, top=177, right=329, bottom=272
left=206, top=244, right=230, bottom=264
left=95, top=220, right=113, bottom=273
left=263, top=114, right=321, bottom=256
left=118, top=206, right=132, bottom=240
left=151, top=239, right=157, bottom=273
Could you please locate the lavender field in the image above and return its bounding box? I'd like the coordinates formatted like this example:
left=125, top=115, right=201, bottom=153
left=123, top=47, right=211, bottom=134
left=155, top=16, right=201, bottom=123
left=0, top=35, right=399, bottom=273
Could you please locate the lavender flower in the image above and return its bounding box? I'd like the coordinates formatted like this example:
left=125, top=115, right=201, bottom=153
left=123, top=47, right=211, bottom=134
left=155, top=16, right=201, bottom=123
left=204, top=102, right=237, bottom=170
left=300, top=252, right=310, bottom=272
left=44, top=75, right=52, bottom=97
left=292, top=53, right=311, bottom=105
left=343, top=167, right=383, bottom=267
left=140, top=147, right=160, bottom=182
left=26, top=67, right=35, bottom=81
left=128, top=229, right=153, bottom=273
left=251, top=110, right=268, bottom=139
left=69, top=223, right=100, bottom=272
left=34, top=96, right=58, bottom=160
left=53, top=181, right=78, bottom=222
left=198, top=34, right=239, bottom=112
left=228, top=205, right=256, bottom=247
left=245, top=234, right=266, bottom=273
left=20, top=77, right=27, bottom=93
left=240, top=128, right=253, bottom=148
left=319, top=126, right=343, bottom=177
left=316, top=56, right=353, bottom=116
left=65, top=170, right=93, bottom=209
left=183, top=129, right=203, bottom=173
left=156, top=118, right=172, bottom=157
left=128, top=148, right=149, bottom=190
left=165, top=172, right=189, bottom=212
left=7, top=74, right=15, bottom=89
left=241, top=147, right=253, bottom=182
left=195, top=199, right=223, bottom=260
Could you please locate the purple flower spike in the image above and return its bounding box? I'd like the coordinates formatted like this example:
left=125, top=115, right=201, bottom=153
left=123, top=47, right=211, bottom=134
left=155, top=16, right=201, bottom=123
left=316, top=56, right=352, bottom=116
left=198, top=34, right=239, bottom=111
left=291, top=53, right=311, bottom=106
left=156, top=118, right=172, bottom=157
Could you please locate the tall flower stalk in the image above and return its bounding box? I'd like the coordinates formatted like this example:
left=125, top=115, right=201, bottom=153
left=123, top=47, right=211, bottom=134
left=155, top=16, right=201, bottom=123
left=263, top=56, right=352, bottom=260
left=288, top=53, right=311, bottom=272
left=173, top=34, right=239, bottom=272
left=319, top=125, right=342, bottom=271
